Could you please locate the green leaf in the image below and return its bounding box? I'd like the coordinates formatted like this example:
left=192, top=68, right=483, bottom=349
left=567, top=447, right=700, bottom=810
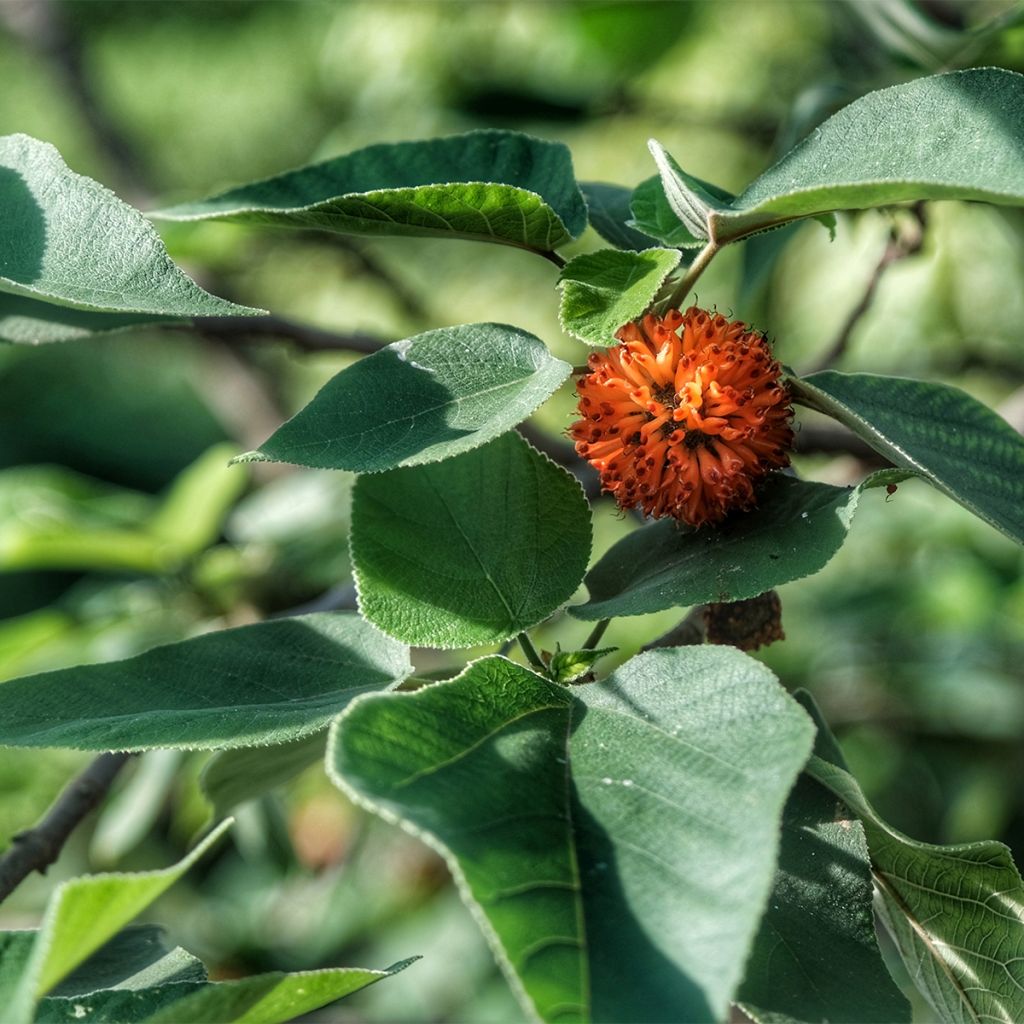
left=790, top=370, right=1024, bottom=544
left=153, top=131, right=587, bottom=254
left=663, top=69, right=1024, bottom=244
left=47, top=926, right=207, bottom=995
left=557, top=248, right=681, bottom=346
left=807, top=756, right=1024, bottom=1024
left=351, top=432, right=592, bottom=648
left=548, top=646, right=616, bottom=684
left=29, top=937, right=413, bottom=1024
left=148, top=443, right=249, bottom=558
left=578, top=182, right=659, bottom=252
left=0, top=612, right=411, bottom=751
left=142, top=961, right=418, bottom=1024
left=0, top=134, right=260, bottom=345
left=571, top=472, right=906, bottom=620
left=629, top=176, right=709, bottom=250
left=646, top=140, right=733, bottom=243
left=6, top=821, right=231, bottom=1024
left=0, top=466, right=170, bottom=575
left=737, top=773, right=909, bottom=1023
left=9, top=927, right=207, bottom=1024
left=330, top=649, right=815, bottom=1023
left=37, top=984, right=207, bottom=1024
left=90, top=751, right=184, bottom=866
left=237, top=324, right=570, bottom=472
left=201, top=732, right=328, bottom=821
left=0, top=293, right=180, bottom=346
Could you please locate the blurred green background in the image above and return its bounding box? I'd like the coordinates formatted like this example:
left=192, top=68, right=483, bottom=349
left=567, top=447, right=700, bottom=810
left=1, top=1, right=1023, bottom=1019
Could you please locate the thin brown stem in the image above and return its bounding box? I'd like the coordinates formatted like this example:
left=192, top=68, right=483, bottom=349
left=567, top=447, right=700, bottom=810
left=188, top=315, right=390, bottom=355
left=641, top=606, right=706, bottom=651
left=808, top=207, right=925, bottom=373
left=582, top=619, right=610, bottom=650
left=0, top=752, right=135, bottom=904
left=539, top=249, right=568, bottom=270
left=0, top=0, right=149, bottom=204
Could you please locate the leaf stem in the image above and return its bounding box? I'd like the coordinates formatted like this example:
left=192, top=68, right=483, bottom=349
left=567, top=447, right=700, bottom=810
left=658, top=239, right=720, bottom=312
left=517, top=632, right=547, bottom=672
left=582, top=619, right=610, bottom=650
left=538, top=249, right=568, bottom=270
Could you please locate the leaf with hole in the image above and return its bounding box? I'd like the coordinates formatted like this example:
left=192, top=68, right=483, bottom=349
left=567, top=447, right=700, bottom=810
left=557, top=248, right=681, bottom=346
left=351, top=432, right=591, bottom=648
left=791, top=370, right=1024, bottom=544
left=0, top=134, right=260, bottom=344
left=330, top=647, right=815, bottom=1023
left=0, top=612, right=411, bottom=751
left=153, top=130, right=587, bottom=254
left=236, top=323, right=570, bottom=472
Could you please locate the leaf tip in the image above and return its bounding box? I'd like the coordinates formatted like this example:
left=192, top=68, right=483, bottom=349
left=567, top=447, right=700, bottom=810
left=229, top=450, right=270, bottom=466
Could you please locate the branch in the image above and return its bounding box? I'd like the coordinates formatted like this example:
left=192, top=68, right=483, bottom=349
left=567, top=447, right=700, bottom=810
left=189, top=315, right=390, bottom=355
left=793, top=422, right=890, bottom=466
left=808, top=206, right=926, bottom=373
left=0, top=752, right=135, bottom=903
left=271, top=582, right=358, bottom=619
left=642, top=606, right=706, bottom=650
left=0, top=0, right=149, bottom=203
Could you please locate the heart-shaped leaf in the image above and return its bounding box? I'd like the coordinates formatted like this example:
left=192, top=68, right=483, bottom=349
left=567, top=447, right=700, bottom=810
left=557, top=248, right=681, bottom=346
left=351, top=432, right=592, bottom=647
left=330, top=648, right=815, bottom=1023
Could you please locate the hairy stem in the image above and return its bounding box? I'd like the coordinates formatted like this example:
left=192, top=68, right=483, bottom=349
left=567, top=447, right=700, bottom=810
left=582, top=619, right=610, bottom=650
left=658, top=239, right=720, bottom=312
left=517, top=632, right=547, bottom=673
left=538, top=249, right=568, bottom=270
left=189, top=315, right=389, bottom=355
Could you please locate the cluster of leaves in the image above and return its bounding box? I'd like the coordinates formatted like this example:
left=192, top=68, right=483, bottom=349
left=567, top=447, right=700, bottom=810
left=1, top=66, right=1023, bottom=1023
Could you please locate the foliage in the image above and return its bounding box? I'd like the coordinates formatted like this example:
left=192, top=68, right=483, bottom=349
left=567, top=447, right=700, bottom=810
left=2, top=8, right=1024, bottom=1024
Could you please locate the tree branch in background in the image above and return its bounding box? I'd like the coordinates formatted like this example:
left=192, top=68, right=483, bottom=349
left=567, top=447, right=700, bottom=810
left=190, top=315, right=390, bottom=356
left=642, top=606, right=707, bottom=650
left=792, top=422, right=890, bottom=466
left=0, top=752, right=135, bottom=904
left=0, top=0, right=150, bottom=203
left=808, top=204, right=926, bottom=373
